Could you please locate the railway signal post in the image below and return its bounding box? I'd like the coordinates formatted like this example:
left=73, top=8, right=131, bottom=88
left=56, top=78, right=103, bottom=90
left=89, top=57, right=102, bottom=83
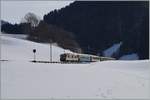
left=33, top=49, right=36, bottom=62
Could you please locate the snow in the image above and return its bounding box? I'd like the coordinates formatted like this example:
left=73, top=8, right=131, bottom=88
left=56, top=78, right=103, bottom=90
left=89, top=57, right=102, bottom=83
left=1, top=33, right=28, bottom=39
left=1, top=34, right=72, bottom=61
left=119, top=53, right=139, bottom=60
left=1, top=34, right=150, bottom=99
left=103, top=42, right=122, bottom=57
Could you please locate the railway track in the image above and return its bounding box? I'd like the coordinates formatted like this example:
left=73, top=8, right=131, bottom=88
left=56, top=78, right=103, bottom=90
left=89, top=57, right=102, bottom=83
left=30, top=60, right=90, bottom=64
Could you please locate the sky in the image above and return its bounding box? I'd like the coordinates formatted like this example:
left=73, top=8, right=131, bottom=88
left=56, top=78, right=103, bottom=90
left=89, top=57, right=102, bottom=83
left=1, top=1, right=74, bottom=24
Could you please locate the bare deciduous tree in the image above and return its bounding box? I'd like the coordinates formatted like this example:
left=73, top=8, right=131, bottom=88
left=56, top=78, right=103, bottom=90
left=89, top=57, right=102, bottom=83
left=21, top=12, right=41, bottom=27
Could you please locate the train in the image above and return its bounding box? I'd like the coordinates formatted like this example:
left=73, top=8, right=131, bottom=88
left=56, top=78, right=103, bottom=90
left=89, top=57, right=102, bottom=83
left=60, top=53, right=115, bottom=62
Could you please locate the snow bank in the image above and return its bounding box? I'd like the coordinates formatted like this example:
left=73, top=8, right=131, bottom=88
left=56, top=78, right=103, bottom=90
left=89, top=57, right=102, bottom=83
left=119, top=53, right=139, bottom=60
left=1, top=60, right=150, bottom=99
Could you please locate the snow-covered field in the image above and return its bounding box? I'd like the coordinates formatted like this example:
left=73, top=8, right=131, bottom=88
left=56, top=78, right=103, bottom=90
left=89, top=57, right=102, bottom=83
left=1, top=34, right=150, bottom=99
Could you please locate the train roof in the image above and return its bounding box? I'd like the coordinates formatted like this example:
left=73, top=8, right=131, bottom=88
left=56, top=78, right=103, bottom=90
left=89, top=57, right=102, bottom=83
left=99, top=56, right=116, bottom=59
left=61, top=53, right=99, bottom=57
left=61, top=53, right=115, bottom=59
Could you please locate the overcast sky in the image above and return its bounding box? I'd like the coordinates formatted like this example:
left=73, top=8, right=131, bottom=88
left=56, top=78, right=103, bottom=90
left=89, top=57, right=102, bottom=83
left=1, top=1, right=74, bottom=24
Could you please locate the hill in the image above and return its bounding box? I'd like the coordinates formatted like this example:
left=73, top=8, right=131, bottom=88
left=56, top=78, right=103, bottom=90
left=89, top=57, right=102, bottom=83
left=44, top=1, right=149, bottom=59
left=1, top=33, right=72, bottom=61
left=1, top=20, right=81, bottom=53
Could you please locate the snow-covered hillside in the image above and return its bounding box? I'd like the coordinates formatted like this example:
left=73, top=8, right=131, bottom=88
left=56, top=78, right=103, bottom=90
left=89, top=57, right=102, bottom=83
left=1, top=34, right=72, bottom=61
left=103, top=42, right=122, bottom=57
left=1, top=34, right=150, bottom=99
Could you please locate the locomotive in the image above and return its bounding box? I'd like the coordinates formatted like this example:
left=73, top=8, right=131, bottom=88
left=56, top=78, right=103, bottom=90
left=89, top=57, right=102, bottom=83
left=60, top=53, right=115, bottom=62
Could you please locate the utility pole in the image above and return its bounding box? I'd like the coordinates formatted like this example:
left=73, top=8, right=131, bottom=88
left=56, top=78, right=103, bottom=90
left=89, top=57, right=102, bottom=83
left=50, top=40, right=52, bottom=62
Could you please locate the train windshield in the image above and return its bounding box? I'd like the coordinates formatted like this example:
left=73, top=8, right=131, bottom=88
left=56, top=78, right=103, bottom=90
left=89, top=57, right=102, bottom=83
left=60, top=54, right=66, bottom=58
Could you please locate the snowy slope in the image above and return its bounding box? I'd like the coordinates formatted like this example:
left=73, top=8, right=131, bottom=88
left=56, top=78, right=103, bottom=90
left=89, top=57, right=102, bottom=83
left=1, top=33, right=28, bottom=39
left=103, top=42, right=122, bottom=57
left=1, top=34, right=72, bottom=61
left=1, top=34, right=150, bottom=99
